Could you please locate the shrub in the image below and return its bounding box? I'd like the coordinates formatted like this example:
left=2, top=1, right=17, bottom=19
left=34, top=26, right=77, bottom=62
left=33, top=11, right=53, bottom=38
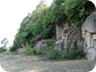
left=23, top=46, right=42, bottom=55
left=9, top=45, right=18, bottom=52
left=0, top=47, right=6, bottom=53
left=47, top=49, right=64, bottom=60
left=37, top=39, right=56, bottom=55
left=64, top=48, right=84, bottom=59
left=46, top=48, right=84, bottom=60
left=45, top=39, right=55, bottom=51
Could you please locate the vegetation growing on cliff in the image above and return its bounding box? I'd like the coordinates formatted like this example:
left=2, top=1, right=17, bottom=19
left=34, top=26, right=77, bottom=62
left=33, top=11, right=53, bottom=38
left=10, top=0, right=95, bottom=59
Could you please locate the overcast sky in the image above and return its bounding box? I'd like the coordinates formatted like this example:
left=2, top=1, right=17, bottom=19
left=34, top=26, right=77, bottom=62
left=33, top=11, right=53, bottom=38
left=0, top=0, right=53, bottom=47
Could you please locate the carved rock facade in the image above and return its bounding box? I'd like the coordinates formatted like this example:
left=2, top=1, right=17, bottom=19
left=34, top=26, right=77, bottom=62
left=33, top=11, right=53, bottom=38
left=82, top=12, right=96, bottom=60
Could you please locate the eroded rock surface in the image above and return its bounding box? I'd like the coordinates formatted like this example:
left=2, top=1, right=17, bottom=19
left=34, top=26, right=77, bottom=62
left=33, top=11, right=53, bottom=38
left=82, top=12, right=96, bottom=60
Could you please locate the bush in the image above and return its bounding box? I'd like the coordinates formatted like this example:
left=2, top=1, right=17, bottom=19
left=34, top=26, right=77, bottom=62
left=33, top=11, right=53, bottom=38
left=36, top=39, right=56, bottom=55
left=9, top=45, right=18, bottom=52
left=47, top=49, right=64, bottom=60
left=0, top=47, right=6, bottom=53
left=46, top=48, right=84, bottom=60
left=64, top=48, right=84, bottom=59
left=23, top=46, right=42, bottom=55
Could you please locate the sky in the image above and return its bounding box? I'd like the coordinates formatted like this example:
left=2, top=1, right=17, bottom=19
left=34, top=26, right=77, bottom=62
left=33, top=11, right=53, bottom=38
left=90, top=0, right=96, bottom=6
left=0, top=0, right=53, bottom=47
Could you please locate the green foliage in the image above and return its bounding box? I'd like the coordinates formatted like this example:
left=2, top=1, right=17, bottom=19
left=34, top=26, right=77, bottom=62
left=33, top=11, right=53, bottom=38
left=23, top=46, right=42, bottom=55
left=64, top=48, right=84, bottom=59
left=41, top=39, right=56, bottom=54
left=46, top=48, right=84, bottom=60
left=46, top=39, right=56, bottom=47
left=12, top=0, right=56, bottom=50
left=9, top=45, right=18, bottom=52
left=0, top=47, right=6, bottom=53
left=64, top=0, right=95, bottom=28
left=12, top=0, right=95, bottom=53
left=47, top=49, right=64, bottom=60
left=52, top=0, right=66, bottom=23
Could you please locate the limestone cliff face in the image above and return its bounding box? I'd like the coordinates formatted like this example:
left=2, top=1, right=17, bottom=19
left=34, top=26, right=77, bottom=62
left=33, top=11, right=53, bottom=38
left=56, top=23, right=65, bottom=39
left=82, top=12, right=96, bottom=35
left=55, top=25, right=84, bottom=50
left=82, top=12, right=96, bottom=60
left=82, top=12, right=96, bottom=49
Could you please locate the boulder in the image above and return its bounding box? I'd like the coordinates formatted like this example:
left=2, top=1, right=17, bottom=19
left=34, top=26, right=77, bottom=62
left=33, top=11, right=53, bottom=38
left=55, top=39, right=64, bottom=51
left=36, top=40, right=47, bottom=50
left=55, top=35, right=68, bottom=51
left=86, top=47, right=96, bottom=60
left=18, top=48, right=24, bottom=54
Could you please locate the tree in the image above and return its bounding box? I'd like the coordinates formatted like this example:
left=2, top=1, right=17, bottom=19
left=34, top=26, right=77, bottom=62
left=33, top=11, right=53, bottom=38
left=11, top=0, right=96, bottom=52
left=1, top=38, right=9, bottom=48
left=64, top=0, right=95, bottom=28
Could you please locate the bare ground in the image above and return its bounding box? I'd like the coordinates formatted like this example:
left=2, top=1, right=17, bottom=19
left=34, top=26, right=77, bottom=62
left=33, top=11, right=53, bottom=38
left=0, top=52, right=95, bottom=72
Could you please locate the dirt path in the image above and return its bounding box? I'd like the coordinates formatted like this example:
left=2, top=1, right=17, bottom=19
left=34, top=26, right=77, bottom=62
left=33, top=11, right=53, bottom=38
left=0, top=52, right=95, bottom=72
